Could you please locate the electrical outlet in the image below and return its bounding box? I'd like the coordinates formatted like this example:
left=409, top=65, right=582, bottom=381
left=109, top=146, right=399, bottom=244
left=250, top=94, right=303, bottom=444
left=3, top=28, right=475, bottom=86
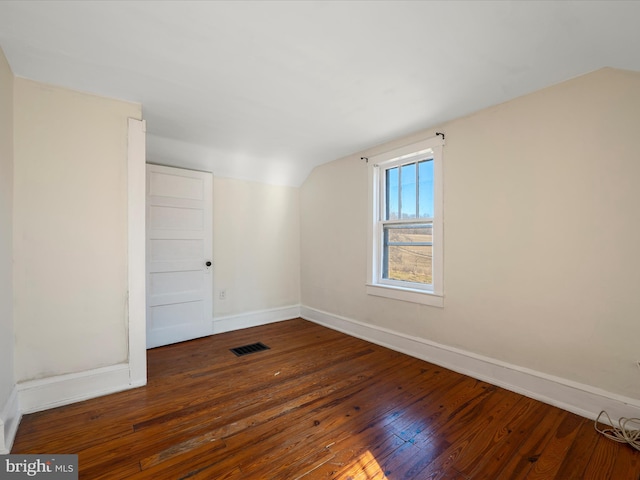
left=219, top=290, right=226, bottom=300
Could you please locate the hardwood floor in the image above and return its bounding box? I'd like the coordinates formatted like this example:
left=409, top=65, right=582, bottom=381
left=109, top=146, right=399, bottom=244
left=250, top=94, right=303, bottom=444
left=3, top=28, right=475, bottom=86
left=12, top=318, right=640, bottom=479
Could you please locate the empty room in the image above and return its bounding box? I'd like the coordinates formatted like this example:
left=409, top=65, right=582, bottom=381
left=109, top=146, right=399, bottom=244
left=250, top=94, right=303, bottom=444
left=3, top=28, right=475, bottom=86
left=1, top=1, right=639, bottom=478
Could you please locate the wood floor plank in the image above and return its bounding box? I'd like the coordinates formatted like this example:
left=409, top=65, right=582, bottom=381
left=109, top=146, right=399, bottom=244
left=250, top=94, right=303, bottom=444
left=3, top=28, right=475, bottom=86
left=462, top=397, right=550, bottom=479
left=488, top=405, right=569, bottom=479
left=524, top=411, right=586, bottom=479
left=418, top=392, right=527, bottom=477
left=216, top=357, right=426, bottom=475
left=553, top=416, right=602, bottom=479
left=407, top=390, right=520, bottom=478
left=309, top=364, right=462, bottom=478
left=388, top=377, right=496, bottom=447
left=10, top=318, right=639, bottom=479
left=607, top=441, right=640, bottom=480
left=582, top=433, right=640, bottom=480
left=325, top=434, right=406, bottom=480
left=79, top=351, right=381, bottom=477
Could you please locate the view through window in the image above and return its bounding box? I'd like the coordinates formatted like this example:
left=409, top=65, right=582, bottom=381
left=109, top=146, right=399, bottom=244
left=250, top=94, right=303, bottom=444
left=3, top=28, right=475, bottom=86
left=383, top=159, right=434, bottom=285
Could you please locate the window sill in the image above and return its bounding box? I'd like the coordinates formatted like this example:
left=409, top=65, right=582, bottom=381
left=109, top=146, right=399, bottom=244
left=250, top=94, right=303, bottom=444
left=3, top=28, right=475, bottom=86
left=366, top=284, right=444, bottom=307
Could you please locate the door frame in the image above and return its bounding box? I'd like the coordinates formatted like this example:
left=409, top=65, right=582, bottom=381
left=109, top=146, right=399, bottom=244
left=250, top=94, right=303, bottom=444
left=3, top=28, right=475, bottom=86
left=128, top=118, right=147, bottom=387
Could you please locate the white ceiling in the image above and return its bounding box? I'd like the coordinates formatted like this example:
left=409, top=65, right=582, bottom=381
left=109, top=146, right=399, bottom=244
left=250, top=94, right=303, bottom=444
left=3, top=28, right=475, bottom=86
left=1, top=1, right=639, bottom=186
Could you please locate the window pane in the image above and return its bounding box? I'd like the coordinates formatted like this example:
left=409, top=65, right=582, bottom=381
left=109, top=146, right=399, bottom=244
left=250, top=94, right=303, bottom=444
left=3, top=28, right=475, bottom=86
left=386, top=167, right=399, bottom=220
left=383, top=223, right=432, bottom=284
left=418, top=160, right=434, bottom=218
left=400, top=163, right=417, bottom=219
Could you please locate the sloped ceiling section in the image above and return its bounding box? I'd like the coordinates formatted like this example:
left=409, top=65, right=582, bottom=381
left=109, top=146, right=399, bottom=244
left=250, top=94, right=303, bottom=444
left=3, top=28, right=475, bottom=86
left=1, top=1, right=639, bottom=186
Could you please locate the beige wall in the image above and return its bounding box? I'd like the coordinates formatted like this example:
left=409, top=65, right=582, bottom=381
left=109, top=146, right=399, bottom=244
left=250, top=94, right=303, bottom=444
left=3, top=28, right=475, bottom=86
left=301, top=68, right=640, bottom=400
left=13, top=79, right=142, bottom=382
left=0, top=48, right=15, bottom=411
left=213, top=176, right=300, bottom=317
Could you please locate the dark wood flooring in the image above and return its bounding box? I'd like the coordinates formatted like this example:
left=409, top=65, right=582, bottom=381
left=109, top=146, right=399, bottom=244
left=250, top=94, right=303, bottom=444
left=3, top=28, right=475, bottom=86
left=12, top=318, right=640, bottom=479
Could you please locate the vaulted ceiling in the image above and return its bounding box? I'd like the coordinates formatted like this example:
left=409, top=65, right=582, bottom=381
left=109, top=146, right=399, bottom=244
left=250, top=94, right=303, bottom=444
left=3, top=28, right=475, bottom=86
left=1, top=1, right=639, bottom=186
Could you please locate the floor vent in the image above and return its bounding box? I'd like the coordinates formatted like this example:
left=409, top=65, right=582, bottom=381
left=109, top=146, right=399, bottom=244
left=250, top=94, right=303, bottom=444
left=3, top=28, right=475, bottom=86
left=230, top=342, right=270, bottom=357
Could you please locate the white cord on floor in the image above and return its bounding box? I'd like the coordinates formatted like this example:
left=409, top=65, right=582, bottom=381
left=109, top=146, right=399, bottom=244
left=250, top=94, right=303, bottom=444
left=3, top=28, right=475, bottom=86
left=595, top=410, right=640, bottom=452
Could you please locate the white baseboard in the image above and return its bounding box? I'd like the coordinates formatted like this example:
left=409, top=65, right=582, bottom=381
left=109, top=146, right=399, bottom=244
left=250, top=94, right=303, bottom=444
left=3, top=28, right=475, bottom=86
left=18, top=363, right=137, bottom=414
left=213, top=304, right=301, bottom=334
left=1, top=386, right=21, bottom=454
left=301, top=306, right=640, bottom=424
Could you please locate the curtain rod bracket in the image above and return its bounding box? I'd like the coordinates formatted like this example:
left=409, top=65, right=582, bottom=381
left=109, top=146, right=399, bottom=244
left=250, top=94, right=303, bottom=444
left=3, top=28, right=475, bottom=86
left=436, top=132, right=445, bottom=140
left=361, top=156, right=369, bottom=163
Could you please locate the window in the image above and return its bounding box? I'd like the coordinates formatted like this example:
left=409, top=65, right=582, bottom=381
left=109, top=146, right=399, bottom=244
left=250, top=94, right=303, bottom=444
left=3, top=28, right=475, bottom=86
left=367, top=136, right=444, bottom=307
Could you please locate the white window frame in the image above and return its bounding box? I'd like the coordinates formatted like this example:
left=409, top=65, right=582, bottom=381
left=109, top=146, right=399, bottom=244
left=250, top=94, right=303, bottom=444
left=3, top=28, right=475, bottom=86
left=366, top=136, right=444, bottom=307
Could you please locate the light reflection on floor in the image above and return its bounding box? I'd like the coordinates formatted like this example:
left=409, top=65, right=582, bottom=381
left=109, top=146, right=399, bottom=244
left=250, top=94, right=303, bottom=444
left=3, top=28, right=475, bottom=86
left=334, top=450, right=388, bottom=480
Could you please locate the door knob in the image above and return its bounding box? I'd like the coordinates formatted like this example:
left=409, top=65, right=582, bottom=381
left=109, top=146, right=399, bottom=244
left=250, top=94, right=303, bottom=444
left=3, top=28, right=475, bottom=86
left=205, top=261, right=212, bottom=267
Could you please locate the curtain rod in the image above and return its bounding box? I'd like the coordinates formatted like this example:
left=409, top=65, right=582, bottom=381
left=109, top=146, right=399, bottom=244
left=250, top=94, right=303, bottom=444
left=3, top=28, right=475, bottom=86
left=361, top=132, right=445, bottom=163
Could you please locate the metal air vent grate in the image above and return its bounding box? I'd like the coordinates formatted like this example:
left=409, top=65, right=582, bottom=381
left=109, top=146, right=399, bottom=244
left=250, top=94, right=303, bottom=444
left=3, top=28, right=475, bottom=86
left=230, top=342, right=270, bottom=357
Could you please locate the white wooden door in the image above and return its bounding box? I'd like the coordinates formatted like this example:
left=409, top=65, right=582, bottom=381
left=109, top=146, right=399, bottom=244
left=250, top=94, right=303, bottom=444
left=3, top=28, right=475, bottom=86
left=146, top=164, right=213, bottom=348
